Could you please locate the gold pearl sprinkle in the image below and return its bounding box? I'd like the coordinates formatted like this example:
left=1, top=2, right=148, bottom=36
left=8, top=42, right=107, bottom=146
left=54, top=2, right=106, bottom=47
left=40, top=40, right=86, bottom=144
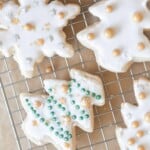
left=59, top=97, right=66, bottom=104
left=62, top=84, right=69, bottom=94
left=136, top=130, right=144, bottom=138
left=45, top=66, right=52, bottom=73
left=131, top=121, right=139, bottom=128
left=64, top=143, right=70, bottom=148
left=58, top=12, right=65, bottom=19
left=137, top=145, right=145, bottom=150
left=23, top=23, right=35, bottom=31
left=81, top=97, right=91, bottom=108
left=106, top=5, right=113, bottom=13
left=128, top=138, right=135, bottom=145
left=104, top=28, right=115, bottom=38
left=63, top=116, right=71, bottom=123
left=87, top=33, right=95, bottom=40
left=137, top=42, right=145, bottom=50
left=112, top=49, right=121, bottom=56
left=11, top=18, right=20, bottom=24
left=133, top=12, right=143, bottom=22
left=144, top=112, right=150, bottom=123
left=35, top=101, right=42, bottom=108
left=32, top=120, right=38, bottom=126
left=139, top=92, right=146, bottom=100
left=36, top=38, right=45, bottom=46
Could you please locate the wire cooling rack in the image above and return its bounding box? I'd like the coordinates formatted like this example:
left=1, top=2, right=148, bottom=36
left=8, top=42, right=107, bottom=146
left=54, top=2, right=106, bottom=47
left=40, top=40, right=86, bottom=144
left=0, top=0, right=150, bottom=150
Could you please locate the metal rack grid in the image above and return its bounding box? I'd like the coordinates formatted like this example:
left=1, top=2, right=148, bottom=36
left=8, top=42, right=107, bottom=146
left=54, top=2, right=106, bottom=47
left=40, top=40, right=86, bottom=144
left=0, top=0, right=150, bottom=150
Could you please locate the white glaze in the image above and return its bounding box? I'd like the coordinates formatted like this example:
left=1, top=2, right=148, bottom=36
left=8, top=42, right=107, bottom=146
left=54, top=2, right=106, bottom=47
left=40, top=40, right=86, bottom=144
left=0, top=0, right=80, bottom=77
left=77, top=0, right=150, bottom=72
left=116, top=78, right=150, bottom=150
left=20, top=69, right=105, bottom=150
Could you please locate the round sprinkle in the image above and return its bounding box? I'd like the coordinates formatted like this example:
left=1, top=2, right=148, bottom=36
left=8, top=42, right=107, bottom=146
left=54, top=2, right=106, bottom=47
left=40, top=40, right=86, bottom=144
left=133, top=12, right=143, bottom=22
left=81, top=88, right=86, bottom=92
left=36, top=113, right=40, bottom=118
left=50, top=126, right=54, bottom=131
left=112, top=49, right=121, bottom=56
left=104, top=28, right=115, bottom=38
left=58, top=12, right=65, bottom=19
left=33, top=109, right=36, bottom=114
left=48, top=106, right=53, bottom=110
left=36, top=38, right=45, bottom=46
left=64, top=131, right=69, bottom=135
left=59, top=128, right=63, bottom=131
left=72, top=79, right=76, bottom=82
left=106, top=5, right=113, bottom=13
left=49, top=88, right=52, bottom=92
left=144, top=112, right=150, bottom=123
left=68, top=134, right=72, bottom=139
left=53, top=100, right=57, bottom=104
left=86, top=90, right=90, bottom=95
left=137, top=42, right=145, bottom=50
left=50, top=111, right=55, bottom=116
left=46, top=66, right=52, bottom=73
left=28, top=103, right=31, bottom=106
left=139, top=92, right=146, bottom=100
left=58, top=104, right=62, bottom=108
left=55, top=131, right=59, bottom=136
left=25, top=99, right=29, bottom=102
left=63, top=116, right=71, bottom=123
left=50, top=96, right=54, bottom=99
left=40, top=118, right=45, bottom=122
left=128, top=138, right=135, bottom=145
left=68, top=88, right=72, bottom=93
left=57, top=122, right=61, bottom=126
left=35, top=101, right=42, bottom=108
left=52, top=117, right=57, bottom=121
left=81, top=110, right=85, bottom=114
left=59, top=134, right=64, bottom=139
left=72, top=115, right=77, bottom=120
left=45, top=122, right=49, bottom=126
left=62, top=85, right=68, bottom=94
left=137, top=145, right=145, bottom=150
left=71, top=100, right=76, bottom=104
left=66, top=111, right=71, bottom=116
left=136, top=130, right=144, bottom=138
left=80, top=116, right=84, bottom=120
left=32, top=120, right=38, bottom=126
left=96, top=95, right=101, bottom=100
left=62, top=107, right=66, bottom=111
left=85, top=114, right=90, bottom=119
left=131, top=121, right=139, bottom=128
left=92, top=93, right=96, bottom=97
left=64, top=137, right=69, bottom=141
left=47, top=99, right=52, bottom=103
left=59, top=98, right=66, bottom=104
left=30, top=107, right=34, bottom=110
left=87, top=33, right=95, bottom=40
left=75, top=105, right=80, bottom=110
left=77, top=83, right=81, bottom=87
left=23, top=23, right=35, bottom=31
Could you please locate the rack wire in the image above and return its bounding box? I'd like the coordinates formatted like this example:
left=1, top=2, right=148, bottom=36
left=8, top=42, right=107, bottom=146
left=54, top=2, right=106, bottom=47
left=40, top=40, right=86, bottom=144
left=0, top=0, right=150, bottom=150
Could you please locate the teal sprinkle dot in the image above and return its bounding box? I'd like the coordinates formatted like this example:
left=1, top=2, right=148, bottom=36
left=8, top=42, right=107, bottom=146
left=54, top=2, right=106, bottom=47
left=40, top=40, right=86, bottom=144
left=81, top=88, right=86, bottom=92
left=72, top=115, right=77, bottom=120
left=48, top=105, right=53, bottom=110
left=58, top=104, right=62, bottom=108
left=30, top=107, right=34, bottom=110
left=45, top=122, right=49, bottom=126
left=50, top=126, right=54, bottom=131
left=68, top=88, right=72, bottom=93
left=66, top=111, right=71, bottom=116
left=25, top=99, right=29, bottom=102
left=47, top=99, right=52, bottom=103
left=79, top=116, right=84, bottom=120
left=55, top=131, right=59, bottom=136
left=71, top=100, right=75, bottom=104
left=86, top=90, right=90, bottom=95
left=72, top=79, right=76, bottom=82
left=53, top=100, right=57, bottom=104
left=81, top=110, right=85, bottom=114
left=68, top=83, right=71, bottom=87
left=68, top=134, right=72, bottom=139
left=85, top=114, right=90, bottom=119
left=52, top=117, right=57, bottom=121
left=96, top=95, right=101, bottom=100
left=33, top=109, right=36, bottom=114
left=64, top=131, right=69, bottom=135
left=57, top=122, right=61, bottom=126
left=92, top=93, right=96, bottom=97
left=77, top=83, right=80, bottom=87
left=50, top=111, right=55, bottom=116
left=64, top=137, right=69, bottom=141
left=28, top=103, right=31, bottom=106
left=59, top=134, right=64, bottom=139
left=50, top=96, right=54, bottom=99
left=40, top=118, right=45, bottom=122
left=49, top=88, right=52, bottom=92
left=59, top=128, right=63, bottom=131
left=36, top=113, right=40, bottom=118
left=62, top=107, right=66, bottom=111
left=75, top=105, right=80, bottom=110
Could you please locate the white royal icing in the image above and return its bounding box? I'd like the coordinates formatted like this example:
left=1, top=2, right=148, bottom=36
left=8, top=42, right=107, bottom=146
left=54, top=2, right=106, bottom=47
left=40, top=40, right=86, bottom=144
left=77, top=0, right=150, bottom=73
left=20, top=69, right=105, bottom=150
left=116, top=78, right=150, bottom=150
left=0, top=0, right=80, bottom=77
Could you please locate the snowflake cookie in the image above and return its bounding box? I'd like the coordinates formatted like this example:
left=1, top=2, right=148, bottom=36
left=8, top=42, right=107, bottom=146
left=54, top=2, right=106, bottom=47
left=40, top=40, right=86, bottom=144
left=116, top=78, right=150, bottom=150
left=77, top=0, right=150, bottom=73
left=0, top=0, right=80, bottom=78
left=20, top=69, right=105, bottom=150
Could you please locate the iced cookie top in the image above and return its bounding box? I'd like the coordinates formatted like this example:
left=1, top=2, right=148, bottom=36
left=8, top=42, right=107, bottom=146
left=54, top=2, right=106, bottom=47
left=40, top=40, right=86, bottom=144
left=77, top=0, right=150, bottom=72
left=0, top=0, right=80, bottom=77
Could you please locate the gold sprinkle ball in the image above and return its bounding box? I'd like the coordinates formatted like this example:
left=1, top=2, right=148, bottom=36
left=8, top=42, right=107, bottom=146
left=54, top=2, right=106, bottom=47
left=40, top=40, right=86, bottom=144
left=32, top=120, right=38, bottom=126
left=131, top=121, right=139, bottom=128
left=138, top=92, right=146, bottom=100
left=45, top=66, right=52, bottom=73
left=87, top=33, right=95, bottom=40
left=112, top=49, right=121, bottom=56
left=128, top=138, right=135, bottom=145
left=23, top=23, right=35, bottom=31
left=59, top=97, right=66, bottom=104
left=137, top=42, right=145, bottom=50
left=58, top=12, right=65, bottom=19
left=36, top=38, right=45, bottom=46
left=81, top=97, right=91, bottom=108
left=133, top=12, right=143, bottom=22
left=137, top=145, right=145, bottom=150
left=11, top=18, right=20, bottom=25
left=63, top=116, right=71, bottom=123
left=144, top=112, right=150, bottom=123
left=35, top=101, right=42, bottom=108
left=136, top=130, right=144, bottom=138
left=106, top=5, right=113, bottom=13
left=62, top=84, right=69, bottom=94
left=104, top=27, right=115, bottom=38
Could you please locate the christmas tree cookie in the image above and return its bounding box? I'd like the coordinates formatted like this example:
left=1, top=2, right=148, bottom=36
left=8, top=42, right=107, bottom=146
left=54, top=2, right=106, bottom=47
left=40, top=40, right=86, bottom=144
left=116, top=78, right=150, bottom=150
left=20, top=69, right=105, bottom=150
left=0, top=0, right=80, bottom=78
left=77, top=0, right=150, bottom=72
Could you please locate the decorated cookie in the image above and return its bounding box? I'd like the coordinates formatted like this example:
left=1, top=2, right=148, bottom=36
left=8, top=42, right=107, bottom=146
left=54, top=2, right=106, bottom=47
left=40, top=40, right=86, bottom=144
left=20, top=69, right=105, bottom=150
left=116, top=78, right=150, bottom=150
left=77, top=0, right=150, bottom=73
left=0, top=0, right=80, bottom=78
